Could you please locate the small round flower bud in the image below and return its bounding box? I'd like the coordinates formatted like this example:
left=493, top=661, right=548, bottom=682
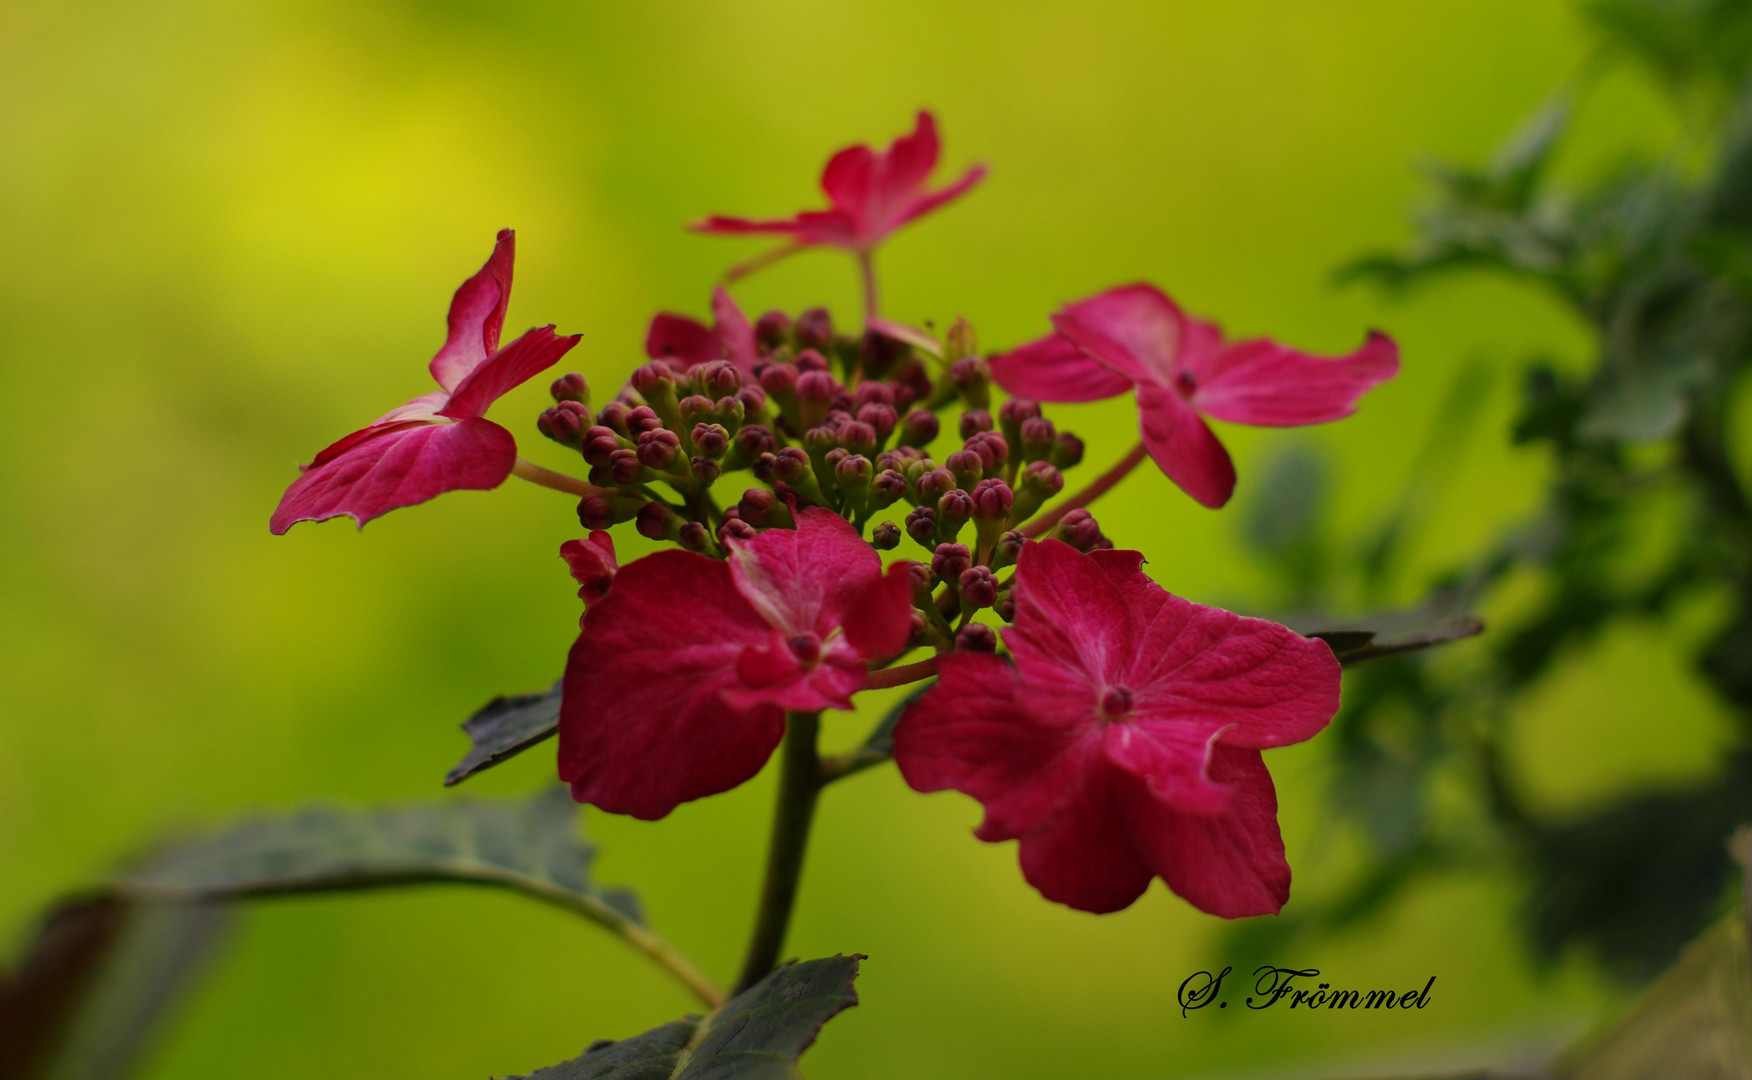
left=636, top=428, right=681, bottom=470
left=1051, top=431, right=1085, bottom=469
left=958, top=409, right=994, bottom=439
left=870, top=520, right=902, bottom=550
left=944, top=317, right=978, bottom=362
left=901, top=559, right=932, bottom=602
left=796, top=369, right=837, bottom=401
left=955, top=622, right=998, bottom=653
left=582, top=426, right=624, bottom=467
left=998, top=397, right=1041, bottom=430
left=577, top=491, right=643, bottom=530
left=959, top=566, right=999, bottom=610
left=970, top=478, right=1014, bottom=522
left=932, top=542, right=973, bottom=583
left=804, top=426, right=840, bottom=457
left=1020, top=416, right=1058, bottom=461
left=796, top=307, right=834, bottom=352
left=965, top=431, right=1009, bottom=473
left=856, top=403, right=897, bottom=444
left=916, top=467, right=956, bottom=505
left=550, top=372, right=590, bottom=404
left=991, top=529, right=1025, bottom=570
left=994, top=589, right=1016, bottom=622
left=937, top=489, right=975, bottom=540
left=635, top=501, right=675, bottom=541
left=624, top=405, right=663, bottom=436
left=734, top=424, right=778, bottom=460
left=609, top=448, right=644, bottom=485
left=860, top=328, right=910, bottom=377
left=677, top=521, right=714, bottom=552
left=871, top=469, right=909, bottom=512
left=678, top=394, right=716, bottom=428
left=719, top=517, right=759, bottom=543
left=694, top=360, right=742, bottom=399
left=1010, top=460, right=1065, bottom=522
left=739, top=488, right=794, bottom=529
left=945, top=450, right=984, bottom=490
left=854, top=382, right=895, bottom=409
left=692, top=423, right=730, bottom=459
left=631, top=362, right=676, bottom=397
left=794, top=349, right=830, bottom=373
left=838, top=420, right=878, bottom=457
left=755, top=310, right=791, bottom=350
left=597, top=400, right=632, bottom=436
left=948, top=356, right=992, bottom=409
left=735, top=384, right=767, bottom=415
left=823, top=447, right=849, bottom=472
left=1054, top=508, right=1105, bottom=552
left=537, top=401, right=589, bottom=448
left=759, top=363, right=799, bottom=398
left=905, top=505, right=939, bottom=549
left=751, top=452, right=778, bottom=484
left=835, top=453, right=873, bottom=488
left=691, top=456, right=721, bottom=485
left=899, top=408, right=939, bottom=448
left=714, top=395, right=746, bottom=430
left=773, top=447, right=813, bottom=487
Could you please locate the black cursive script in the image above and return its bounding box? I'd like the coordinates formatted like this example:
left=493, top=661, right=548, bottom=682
left=1176, top=966, right=1435, bottom=1014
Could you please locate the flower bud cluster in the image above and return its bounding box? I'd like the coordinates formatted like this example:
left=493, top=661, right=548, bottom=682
left=543, top=311, right=1101, bottom=653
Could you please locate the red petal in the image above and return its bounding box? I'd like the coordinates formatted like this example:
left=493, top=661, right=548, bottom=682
left=889, top=163, right=988, bottom=232
left=690, top=212, right=859, bottom=248
left=1015, top=765, right=1153, bottom=914
left=875, top=111, right=941, bottom=202
left=1005, top=540, right=1133, bottom=714
left=711, top=287, right=760, bottom=375
left=1103, top=719, right=1234, bottom=813
left=559, top=550, right=780, bottom=820
left=724, top=638, right=866, bottom=713
left=440, top=326, right=580, bottom=420
left=1051, top=283, right=1192, bottom=387
left=269, top=418, right=515, bottom=533
left=841, top=565, right=916, bottom=661
left=821, top=144, right=878, bottom=215
left=1128, top=596, right=1341, bottom=750
left=1136, top=383, right=1236, bottom=508
left=990, top=332, right=1132, bottom=403
left=1190, top=331, right=1400, bottom=427
left=645, top=312, right=717, bottom=366
left=429, top=229, right=515, bottom=393
left=726, top=507, right=885, bottom=637
left=559, top=532, right=618, bottom=605
left=1121, top=746, right=1291, bottom=917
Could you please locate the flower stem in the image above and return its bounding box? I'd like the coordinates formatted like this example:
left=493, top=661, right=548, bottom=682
left=858, top=249, right=880, bottom=320
left=735, top=711, right=822, bottom=993
left=863, top=656, right=937, bottom=690
left=1021, top=441, right=1148, bottom=538
left=512, top=457, right=597, bottom=498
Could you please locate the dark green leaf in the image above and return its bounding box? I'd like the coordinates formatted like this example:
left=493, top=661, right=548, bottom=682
left=119, top=787, right=644, bottom=932
left=505, top=954, right=861, bottom=1080
left=818, top=683, right=932, bottom=784
left=1282, top=606, right=1485, bottom=665
left=0, top=898, right=229, bottom=1080
left=446, top=683, right=562, bottom=787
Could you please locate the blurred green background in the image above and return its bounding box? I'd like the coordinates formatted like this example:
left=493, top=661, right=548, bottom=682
left=0, top=0, right=1734, bottom=1076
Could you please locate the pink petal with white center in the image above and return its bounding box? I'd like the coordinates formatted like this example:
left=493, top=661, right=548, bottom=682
left=429, top=229, right=514, bottom=392
left=1052, top=283, right=1191, bottom=387
left=1190, top=331, right=1400, bottom=427
left=990, top=332, right=1133, bottom=403
left=726, top=508, right=885, bottom=638
left=1121, top=746, right=1291, bottom=917
left=440, top=325, right=580, bottom=420
left=645, top=311, right=718, bottom=366
left=1136, top=383, right=1236, bottom=509
left=269, top=417, right=516, bottom=534
left=559, top=550, right=781, bottom=820
left=723, top=634, right=867, bottom=713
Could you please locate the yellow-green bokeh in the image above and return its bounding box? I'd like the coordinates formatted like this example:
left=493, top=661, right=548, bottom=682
left=0, top=1, right=1732, bottom=1076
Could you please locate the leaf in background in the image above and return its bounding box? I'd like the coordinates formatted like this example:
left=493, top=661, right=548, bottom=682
left=0, top=898, right=230, bottom=1080
left=818, top=682, right=933, bottom=784
left=505, top=954, right=862, bottom=1080
left=445, top=683, right=562, bottom=787
left=1281, top=605, right=1485, bottom=665
left=1491, top=95, right=1571, bottom=211
left=119, top=787, right=644, bottom=931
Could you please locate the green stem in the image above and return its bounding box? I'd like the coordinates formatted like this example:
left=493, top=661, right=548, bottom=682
left=735, top=711, right=823, bottom=993
left=858, top=249, right=880, bottom=321
left=1021, top=442, right=1149, bottom=538
left=512, top=458, right=597, bottom=498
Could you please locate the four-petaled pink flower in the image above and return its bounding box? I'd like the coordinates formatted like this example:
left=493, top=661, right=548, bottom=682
left=893, top=539, right=1340, bottom=917
left=270, top=230, right=580, bottom=533
left=693, top=111, right=986, bottom=259
left=560, top=507, right=915, bottom=820
left=992, top=284, right=1398, bottom=509
left=644, top=286, right=759, bottom=377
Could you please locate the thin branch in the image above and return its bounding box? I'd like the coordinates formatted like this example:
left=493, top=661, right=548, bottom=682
left=512, top=458, right=597, bottom=498
left=1022, top=442, right=1149, bottom=538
